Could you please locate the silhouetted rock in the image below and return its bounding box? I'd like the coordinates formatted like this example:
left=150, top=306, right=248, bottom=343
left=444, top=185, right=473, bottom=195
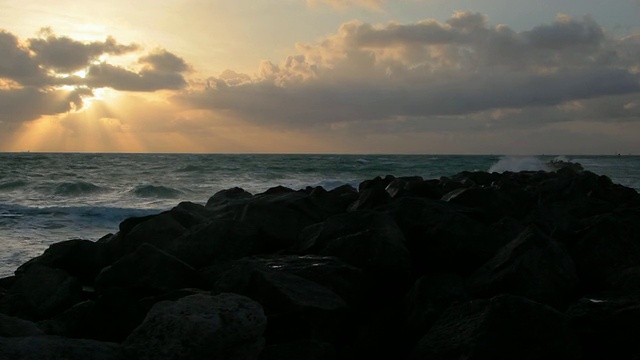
left=299, top=210, right=411, bottom=302
left=4, top=168, right=640, bottom=359
left=213, top=257, right=352, bottom=347
left=95, top=243, right=196, bottom=296
left=164, top=218, right=263, bottom=269
left=0, top=335, right=122, bottom=360
left=410, top=294, right=581, bottom=360
left=259, top=340, right=336, bottom=360
left=0, top=265, right=83, bottom=320
left=567, top=297, right=640, bottom=360
left=16, top=239, right=114, bottom=285
left=123, top=293, right=266, bottom=360
left=0, top=314, right=43, bottom=337
left=468, top=226, right=579, bottom=310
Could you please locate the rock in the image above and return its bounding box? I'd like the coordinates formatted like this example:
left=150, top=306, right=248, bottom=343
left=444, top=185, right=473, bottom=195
left=570, top=211, right=640, bottom=295
left=380, top=197, right=503, bottom=276
left=120, top=205, right=209, bottom=254
left=385, top=176, right=425, bottom=199
left=347, top=185, right=392, bottom=211
left=123, top=293, right=266, bottom=360
left=0, top=335, right=122, bottom=360
left=206, top=187, right=253, bottom=208
left=357, top=175, right=396, bottom=193
left=410, top=294, right=581, bottom=360
left=164, top=218, right=263, bottom=269
left=442, top=186, right=524, bottom=222
left=38, top=300, right=96, bottom=339
left=299, top=210, right=411, bottom=302
left=0, top=314, right=43, bottom=337
left=213, top=257, right=351, bottom=345
left=15, top=239, right=114, bottom=285
left=95, top=243, right=196, bottom=296
left=403, top=273, right=468, bottom=345
left=0, top=265, right=83, bottom=320
left=468, top=226, right=579, bottom=310
left=259, top=340, right=336, bottom=360
left=248, top=255, right=366, bottom=308
left=567, top=297, right=640, bottom=360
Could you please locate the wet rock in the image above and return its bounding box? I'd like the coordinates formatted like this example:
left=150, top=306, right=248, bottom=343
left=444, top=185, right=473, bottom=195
left=299, top=210, right=411, bottom=302
left=213, top=257, right=351, bottom=345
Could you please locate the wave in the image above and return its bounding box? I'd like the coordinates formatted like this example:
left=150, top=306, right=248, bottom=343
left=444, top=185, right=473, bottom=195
left=176, top=165, right=205, bottom=173
left=130, top=185, right=185, bottom=198
left=0, top=202, right=160, bottom=224
left=488, top=156, right=550, bottom=173
left=0, top=180, right=28, bottom=191
left=52, top=181, right=105, bottom=196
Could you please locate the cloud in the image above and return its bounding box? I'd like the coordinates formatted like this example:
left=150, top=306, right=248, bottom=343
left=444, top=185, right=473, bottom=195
left=307, top=0, right=385, bottom=11
left=28, top=28, right=140, bottom=73
left=179, top=12, right=640, bottom=137
left=84, top=53, right=188, bottom=92
left=0, top=29, right=190, bottom=124
left=0, top=87, right=91, bottom=124
left=0, top=30, right=47, bottom=86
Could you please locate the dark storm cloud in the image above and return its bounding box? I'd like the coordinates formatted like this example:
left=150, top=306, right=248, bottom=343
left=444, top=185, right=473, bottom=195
left=84, top=62, right=187, bottom=91
left=179, top=12, right=640, bottom=133
left=0, top=31, right=47, bottom=85
left=0, top=29, right=189, bottom=124
left=0, top=87, right=92, bottom=123
left=28, top=29, right=140, bottom=73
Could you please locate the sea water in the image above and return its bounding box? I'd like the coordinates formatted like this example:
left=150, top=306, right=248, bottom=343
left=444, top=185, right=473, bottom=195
left=1, top=153, right=639, bottom=277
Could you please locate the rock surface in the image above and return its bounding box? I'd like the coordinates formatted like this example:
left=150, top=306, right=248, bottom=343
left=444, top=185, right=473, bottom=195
left=123, top=293, right=267, bottom=360
left=0, top=165, right=639, bottom=359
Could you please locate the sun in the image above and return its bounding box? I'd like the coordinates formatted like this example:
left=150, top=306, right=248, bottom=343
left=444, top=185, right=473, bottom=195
left=83, top=87, right=108, bottom=108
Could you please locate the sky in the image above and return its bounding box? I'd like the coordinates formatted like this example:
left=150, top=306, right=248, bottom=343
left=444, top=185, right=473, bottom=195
left=1, top=0, right=639, bottom=154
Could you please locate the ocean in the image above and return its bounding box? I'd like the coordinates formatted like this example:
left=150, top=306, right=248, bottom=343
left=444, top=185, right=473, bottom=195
left=1, top=153, right=639, bottom=277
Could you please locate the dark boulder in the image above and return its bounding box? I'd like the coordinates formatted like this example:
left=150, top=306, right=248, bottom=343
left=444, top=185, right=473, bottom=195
left=213, top=257, right=351, bottom=346
left=410, top=294, right=581, bottom=360
left=260, top=340, right=336, bottom=360
left=15, top=239, right=114, bottom=285
left=299, top=210, right=411, bottom=302
left=164, top=218, right=264, bottom=269
left=0, top=335, right=122, bottom=360
left=403, top=273, right=468, bottom=346
left=201, top=255, right=365, bottom=308
left=442, top=186, right=524, bottom=222
left=205, top=187, right=253, bottom=208
left=123, top=293, right=267, bottom=360
left=347, top=185, right=392, bottom=211
left=380, top=197, right=504, bottom=276
left=119, top=204, right=210, bottom=254
left=570, top=211, right=640, bottom=295
left=0, top=265, right=83, bottom=320
left=467, top=226, right=579, bottom=310
left=0, top=314, right=43, bottom=337
left=95, top=243, right=196, bottom=296
left=567, top=297, right=640, bottom=360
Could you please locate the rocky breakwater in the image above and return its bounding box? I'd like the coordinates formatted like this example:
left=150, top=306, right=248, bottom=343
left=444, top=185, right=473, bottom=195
left=1, top=164, right=640, bottom=359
